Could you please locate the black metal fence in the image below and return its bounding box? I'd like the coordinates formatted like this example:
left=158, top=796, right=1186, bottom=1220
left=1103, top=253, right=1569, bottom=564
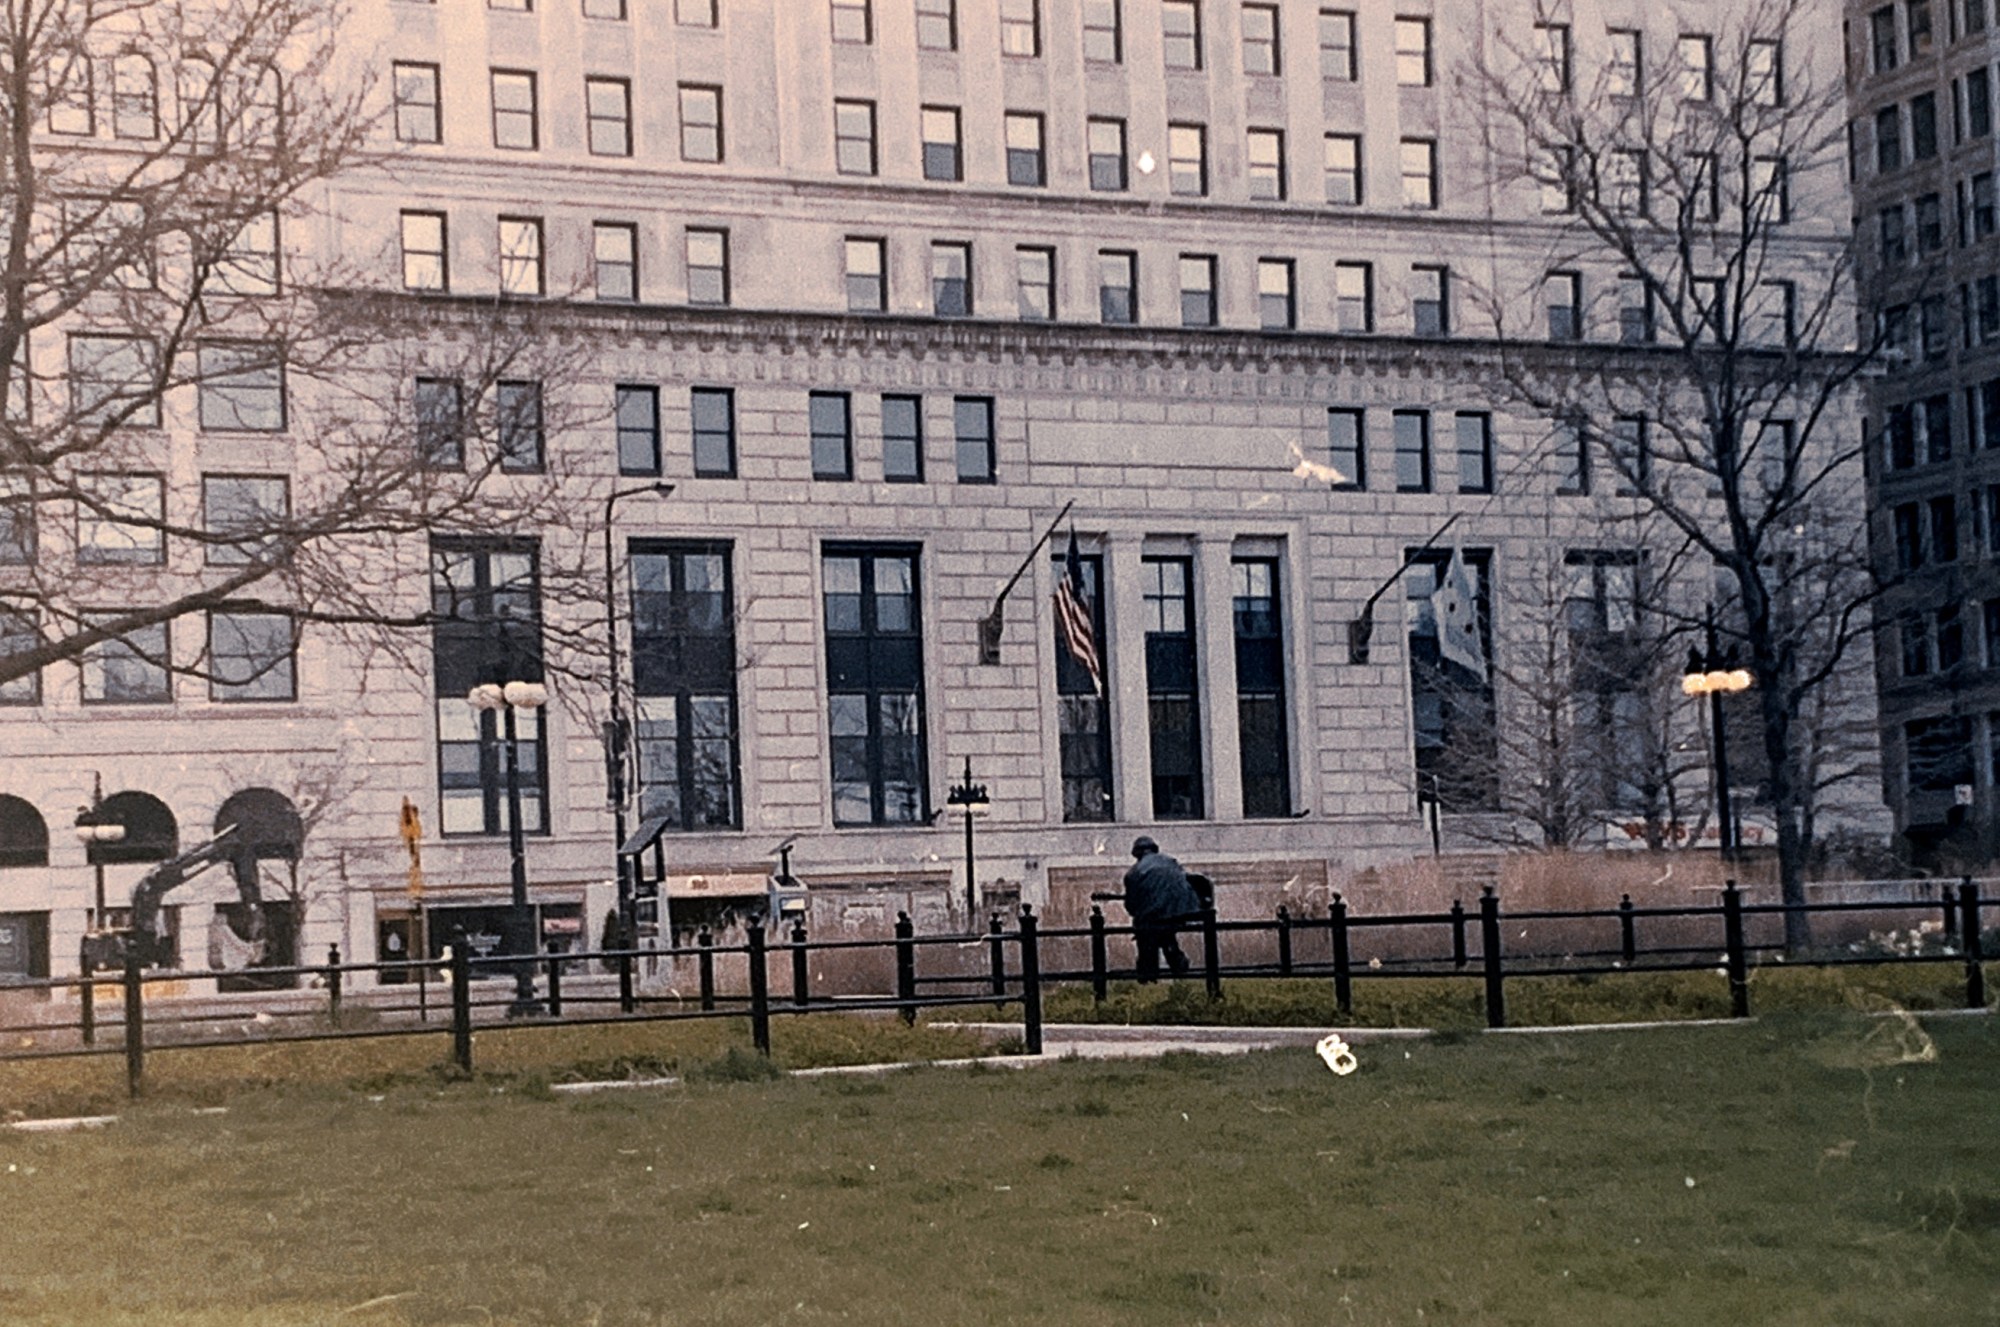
left=0, top=881, right=1989, bottom=1100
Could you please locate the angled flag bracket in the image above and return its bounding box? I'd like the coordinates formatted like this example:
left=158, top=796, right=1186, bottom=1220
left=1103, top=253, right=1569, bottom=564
left=978, top=499, right=1075, bottom=664
left=1347, top=512, right=1463, bottom=664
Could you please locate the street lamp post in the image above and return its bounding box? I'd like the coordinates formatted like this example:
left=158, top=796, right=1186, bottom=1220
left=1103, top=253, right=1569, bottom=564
left=601, top=482, right=675, bottom=950
left=469, top=679, right=548, bottom=1017
left=945, top=757, right=990, bottom=922
left=73, top=774, right=127, bottom=927
left=1680, top=610, right=1754, bottom=861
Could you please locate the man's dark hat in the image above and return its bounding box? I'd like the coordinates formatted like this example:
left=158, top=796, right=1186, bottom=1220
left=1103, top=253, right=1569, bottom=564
left=1131, top=835, right=1158, bottom=858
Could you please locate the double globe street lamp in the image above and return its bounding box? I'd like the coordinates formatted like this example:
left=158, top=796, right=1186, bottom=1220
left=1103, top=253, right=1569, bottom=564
left=468, top=679, right=548, bottom=1017
left=1680, top=615, right=1754, bottom=862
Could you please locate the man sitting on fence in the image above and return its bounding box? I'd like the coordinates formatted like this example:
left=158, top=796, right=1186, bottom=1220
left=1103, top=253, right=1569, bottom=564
left=1122, top=836, right=1202, bottom=983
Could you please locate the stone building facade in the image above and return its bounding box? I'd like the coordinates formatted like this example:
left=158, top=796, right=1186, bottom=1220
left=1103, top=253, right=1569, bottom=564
left=0, top=0, right=1874, bottom=987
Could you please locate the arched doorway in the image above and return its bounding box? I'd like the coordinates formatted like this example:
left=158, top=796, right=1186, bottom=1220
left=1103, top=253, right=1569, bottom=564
left=212, top=788, right=305, bottom=990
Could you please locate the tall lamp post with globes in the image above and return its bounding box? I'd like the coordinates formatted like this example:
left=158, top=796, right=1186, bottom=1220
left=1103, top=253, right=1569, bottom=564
left=601, top=482, right=674, bottom=948
left=1680, top=611, right=1754, bottom=862
left=945, top=758, right=990, bottom=922
left=468, top=679, right=548, bottom=1016
left=73, top=774, right=126, bottom=927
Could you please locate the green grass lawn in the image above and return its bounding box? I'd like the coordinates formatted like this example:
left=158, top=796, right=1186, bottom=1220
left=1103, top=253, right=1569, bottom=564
left=1, top=1012, right=1996, bottom=1326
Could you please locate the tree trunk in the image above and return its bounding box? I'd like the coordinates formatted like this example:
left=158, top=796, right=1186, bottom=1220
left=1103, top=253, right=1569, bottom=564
left=1753, top=644, right=1813, bottom=953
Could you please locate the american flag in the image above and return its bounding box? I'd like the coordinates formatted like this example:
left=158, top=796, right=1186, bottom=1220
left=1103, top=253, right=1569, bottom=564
left=1054, top=531, right=1102, bottom=696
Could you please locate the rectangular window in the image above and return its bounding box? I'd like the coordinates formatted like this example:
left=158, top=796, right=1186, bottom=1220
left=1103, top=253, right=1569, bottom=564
left=1922, top=393, right=1953, bottom=463
left=1000, top=0, right=1041, bottom=56
left=846, top=237, right=886, bottom=312
left=497, top=216, right=544, bottom=296
left=1546, top=270, right=1581, bottom=341
left=69, top=334, right=159, bottom=427
left=1754, top=156, right=1792, bottom=225
left=585, top=76, right=632, bottom=156
left=811, top=391, right=853, bottom=480
left=393, top=62, right=441, bottom=143
left=1395, top=17, right=1431, bottom=86
left=1755, top=279, right=1797, bottom=347
left=1258, top=258, right=1295, bottom=330
left=1334, top=260, right=1372, bottom=332
left=1894, top=501, right=1924, bottom=570
left=1975, top=381, right=2000, bottom=452
left=1179, top=253, right=1216, bottom=327
left=615, top=384, right=661, bottom=475
left=1535, top=22, right=1570, bottom=94
left=1393, top=410, right=1431, bottom=492
left=1611, top=414, right=1650, bottom=494
left=0, top=610, right=39, bottom=706
left=1243, top=5, right=1280, bottom=75
left=215, top=211, right=280, bottom=297
left=1910, top=0, right=1935, bottom=53
left=931, top=241, right=971, bottom=316
left=1455, top=411, right=1492, bottom=494
left=1088, top=118, right=1128, bottom=191
left=1143, top=555, right=1202, bottom=818
left=1608, top=29, right=1642, bottom=97
left=917, top=0, right=957, bottom=50
left=1932, top=494, right=1961, bottom=562
left=1411, top=264, right=1449, bottom=336
left=1169, top=122, right=1207, bottom=196
left=631, top=543, right=740, bottom=831
left=1326, top=408, right=1364, bottom=489
left=1323, top=132, right=1361, bottom=205
left=1054, top=547, right=1112, bottom=820
left=1881, top=205, right=1908, bottom=264
left=1555, top=415, right=1588, bottom=495
left=1688, top=152, right=1719, bottom=222
left=830, top=0, right=871, bottom=43
left=1678, top=33, right=1713, bottom=101
left=1967, top=68, right=1992, bottom=138
left=676, top=0, right=716, bottom=24
left=1006, top=112, right=1046, bottom=187
left=882, top=394, right=924, bottom=482
left=81, top=619, right=170, bottom=705
left=583, top=0, right=627, bottom=19
left=1083, top=0, right=1122, bottom=62
left=401, top=211, right=448, bottom=291
left=1320, top=9, right=1357, bottom=80
left=431, top=543, right=546, bottom=836
left=954, top=396, right=995, bottom=482
left=1877, top=106, right=1903, bottom=172
left=1938, top=603, right=1965, bottom=672
left=202, top=474, right=287, bottom=566
left=922, top=105, right=962, bottom=181
left=0, top=473, right=31, bottom=566
left=497, top=380, right=542, bottom=473
left=1401, top=138, right=1436, bottom=209
left=1902, top=612, right=1933, bottom=677
left=1407, top=550, right=1496, bottom=809
left=1099, top=250, right=1137, bottom=324
left=1247, top=128, right=1286, bottom=200
left=1989, top=599, right=2000, bottom=667
left=835, top=99, right=877, bottom=176
left=679, top=84, right=722, bottom=162
left=1974, top=172, right=1998, bottom=239
left=1234, top=557, right=1289, bottom=819
left=691, top=387, right=735, bottom=477
left=1618, top=274, right=1654, bottom=344
left=824, top=547, right=927, bottom=825
left=490, top=69, right=538, bottom=150
left=1163, top=0, right=1202, bottom=69
left=197, top=343, right=285, bottom=431
left=46, top=50, right=92, bottom=135
left=1746, top=38, right=1784, bottom=106
left=1016, top=246, right=1055, bottom=321
left=594, top=222, right=638, bottom=302
left=1913, top=92, right=1939, bottom=160
left=208, top=611, right=295, bottom=702
left=1875, top=7, right=1901, bottom=71
left=1923, top=295, right=1949, bottom=360
left=78, top=472, right=163, bottom=564
left=415, top=377, right=464, bottom=468
left=686, top=228, right=729, bottom=305
left=111, top=53, right=157, bottom=140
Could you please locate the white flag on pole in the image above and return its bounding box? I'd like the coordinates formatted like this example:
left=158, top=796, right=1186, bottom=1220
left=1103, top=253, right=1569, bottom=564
left=1430, top=551, right=1486, bottom=681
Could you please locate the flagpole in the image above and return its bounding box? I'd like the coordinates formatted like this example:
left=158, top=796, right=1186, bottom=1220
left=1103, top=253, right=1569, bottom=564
left=978, top=499, right=1076, bottom=664
left=1346, top=512, right=1463, bottom=665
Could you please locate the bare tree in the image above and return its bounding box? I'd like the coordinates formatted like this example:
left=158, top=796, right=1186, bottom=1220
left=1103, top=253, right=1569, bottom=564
left=1465, top=0, right=1883, bottom=947
left=0, top=0, right=591, bottom=697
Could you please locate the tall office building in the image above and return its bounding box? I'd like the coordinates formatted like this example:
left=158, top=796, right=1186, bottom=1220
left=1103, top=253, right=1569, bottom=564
left=0, top=0, right=1877, bottom=987
left=1848, top=0, right=2000, bottom=861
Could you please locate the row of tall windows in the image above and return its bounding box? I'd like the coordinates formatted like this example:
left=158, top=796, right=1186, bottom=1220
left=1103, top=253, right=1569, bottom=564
left=0, top=609, right=295, bottom=707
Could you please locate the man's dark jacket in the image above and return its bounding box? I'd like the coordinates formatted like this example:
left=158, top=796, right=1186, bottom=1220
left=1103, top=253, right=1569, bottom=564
left=1122, top=851, right=1201, bottom=925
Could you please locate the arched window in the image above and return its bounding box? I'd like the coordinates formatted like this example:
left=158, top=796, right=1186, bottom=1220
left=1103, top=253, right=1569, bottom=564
left=240, top=64, right=282, bottom=148
left=0, top=795, right=49, bottom=868
left=46, top=48, right=94, bottom=136
left=90, top=791, right=177, bottom=864
left=214, top=788, right=303, bottom=861
left=112, top=52, right=157, bottom=139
